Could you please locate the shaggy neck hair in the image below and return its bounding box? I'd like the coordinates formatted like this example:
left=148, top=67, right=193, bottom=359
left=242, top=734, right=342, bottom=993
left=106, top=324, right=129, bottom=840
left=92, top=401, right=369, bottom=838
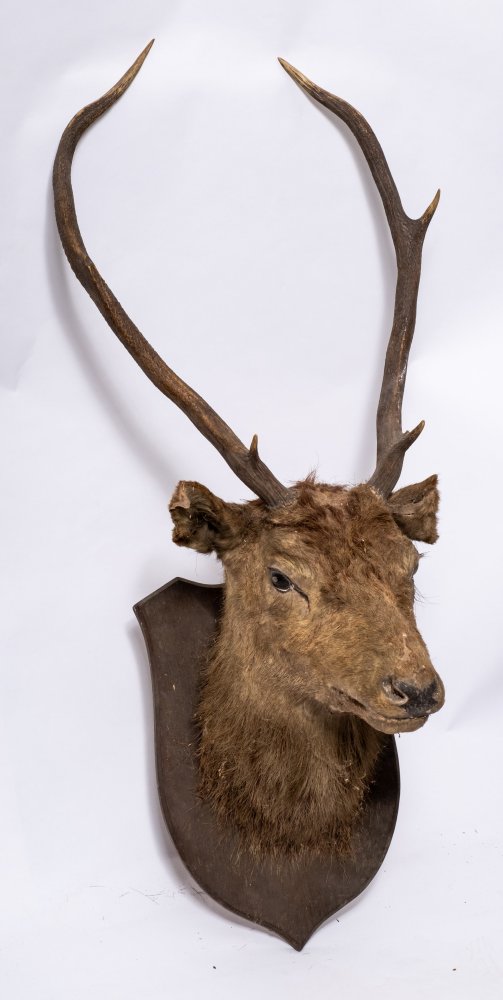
left=197, top=619, right=384, bottom=860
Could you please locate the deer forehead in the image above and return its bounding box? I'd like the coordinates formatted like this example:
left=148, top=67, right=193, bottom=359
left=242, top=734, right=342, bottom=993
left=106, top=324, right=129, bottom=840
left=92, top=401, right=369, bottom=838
left=235, top=485, right=417, bottom=582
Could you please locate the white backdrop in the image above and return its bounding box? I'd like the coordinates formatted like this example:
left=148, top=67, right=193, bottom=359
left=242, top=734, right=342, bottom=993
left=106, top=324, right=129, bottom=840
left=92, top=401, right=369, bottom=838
left=2, top=2, right=502, bottom=997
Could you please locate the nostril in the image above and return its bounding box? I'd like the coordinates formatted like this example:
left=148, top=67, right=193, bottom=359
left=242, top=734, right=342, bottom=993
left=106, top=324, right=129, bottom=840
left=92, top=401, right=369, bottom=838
left=387, top=680, right=440, bottom=717
left=382, top=678, right=409, bottom=705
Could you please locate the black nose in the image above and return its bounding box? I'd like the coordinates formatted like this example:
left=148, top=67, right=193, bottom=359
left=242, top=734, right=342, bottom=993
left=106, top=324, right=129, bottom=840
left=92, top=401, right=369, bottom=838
left=385, top=679, right=440, bottom=717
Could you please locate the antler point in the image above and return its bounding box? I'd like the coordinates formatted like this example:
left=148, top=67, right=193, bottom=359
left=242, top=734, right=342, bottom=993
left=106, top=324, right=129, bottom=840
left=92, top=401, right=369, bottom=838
left=278, top=58, right=307, bottom=88
left=405, top=420, right=425, bottom=447
left=138, top=39, right=155, bottom=63
left=421, top=189, right=440, bottom=227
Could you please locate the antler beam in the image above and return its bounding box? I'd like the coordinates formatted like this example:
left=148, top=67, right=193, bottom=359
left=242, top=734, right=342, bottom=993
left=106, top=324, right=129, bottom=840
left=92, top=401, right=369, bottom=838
left=279, top=59, right=439, bottom=497
left=53, top=42, right=289, bottom=507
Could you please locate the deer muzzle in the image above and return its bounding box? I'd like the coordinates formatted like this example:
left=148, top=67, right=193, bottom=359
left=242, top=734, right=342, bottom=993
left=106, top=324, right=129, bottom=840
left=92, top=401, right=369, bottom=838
left=326, top=628, right=445, bottom=735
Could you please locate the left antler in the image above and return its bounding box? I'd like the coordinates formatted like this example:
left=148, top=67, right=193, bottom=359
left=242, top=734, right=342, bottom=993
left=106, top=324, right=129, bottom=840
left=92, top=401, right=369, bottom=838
left=279, top=59, right=439, bottom=497
left=53, top=42, right=289, bottom=507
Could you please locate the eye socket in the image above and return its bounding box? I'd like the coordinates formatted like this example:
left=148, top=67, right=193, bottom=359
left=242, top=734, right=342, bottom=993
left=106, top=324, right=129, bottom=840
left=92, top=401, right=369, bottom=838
left=269, top=568, right=293, bottom=593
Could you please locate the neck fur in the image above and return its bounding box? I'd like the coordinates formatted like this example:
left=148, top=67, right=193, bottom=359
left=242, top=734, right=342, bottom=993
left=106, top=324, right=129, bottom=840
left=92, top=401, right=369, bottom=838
left=197, top=629, right=384, bottom=859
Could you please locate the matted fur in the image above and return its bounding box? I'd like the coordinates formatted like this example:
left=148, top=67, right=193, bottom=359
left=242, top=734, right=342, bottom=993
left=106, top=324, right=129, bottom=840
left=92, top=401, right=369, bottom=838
left=171, top=478, right=444, bottom=858
left=197, top=658, right=384, bottom=859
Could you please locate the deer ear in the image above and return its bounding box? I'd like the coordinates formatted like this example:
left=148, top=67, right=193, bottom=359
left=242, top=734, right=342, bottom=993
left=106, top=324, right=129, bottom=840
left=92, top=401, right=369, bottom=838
left=388, top=475, right=439, bottom=544
left=169, top=481, right=244, bottom=555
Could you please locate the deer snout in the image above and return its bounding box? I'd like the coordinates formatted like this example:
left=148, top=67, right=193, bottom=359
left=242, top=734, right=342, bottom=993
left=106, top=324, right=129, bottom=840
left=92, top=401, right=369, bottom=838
left=382, top=676, right=444, bottom=717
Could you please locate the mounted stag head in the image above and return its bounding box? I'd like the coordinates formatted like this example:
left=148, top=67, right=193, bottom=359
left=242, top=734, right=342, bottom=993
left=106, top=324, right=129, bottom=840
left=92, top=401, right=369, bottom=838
left=54, top=43, right=444, bottom=858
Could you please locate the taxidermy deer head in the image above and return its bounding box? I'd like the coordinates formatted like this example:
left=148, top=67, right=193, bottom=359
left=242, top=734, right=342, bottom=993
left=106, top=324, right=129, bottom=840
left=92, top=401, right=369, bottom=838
left=54, top=42, right=444, bottom=858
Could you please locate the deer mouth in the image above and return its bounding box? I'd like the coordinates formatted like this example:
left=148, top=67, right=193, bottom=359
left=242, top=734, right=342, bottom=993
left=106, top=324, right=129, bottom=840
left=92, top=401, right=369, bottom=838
left=328, top=685, right=429, bottom=734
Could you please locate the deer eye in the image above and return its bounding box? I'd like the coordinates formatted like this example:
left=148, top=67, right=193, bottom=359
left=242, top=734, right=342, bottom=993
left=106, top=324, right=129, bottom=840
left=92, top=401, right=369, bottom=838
left=269, top=568, right=293, bottom=593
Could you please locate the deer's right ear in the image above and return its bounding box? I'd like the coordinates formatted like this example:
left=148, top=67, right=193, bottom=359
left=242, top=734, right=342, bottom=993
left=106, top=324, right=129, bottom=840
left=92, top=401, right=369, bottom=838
left=169, top=481, right=245, bottom=556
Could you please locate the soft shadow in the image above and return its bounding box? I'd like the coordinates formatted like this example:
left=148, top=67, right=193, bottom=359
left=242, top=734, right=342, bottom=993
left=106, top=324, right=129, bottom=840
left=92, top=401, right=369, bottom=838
left=294, top=89, right=398, bottom=482
left=447, top=657, right=503, bottom=731
left=45, top=177, right=176, bottom=493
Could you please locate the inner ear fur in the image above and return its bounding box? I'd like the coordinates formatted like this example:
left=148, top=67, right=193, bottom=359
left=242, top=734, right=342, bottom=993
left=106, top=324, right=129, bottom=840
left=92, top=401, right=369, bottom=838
left=169, top=481, right=245, bottom=555
left=388, top=474, right=439, bottom=543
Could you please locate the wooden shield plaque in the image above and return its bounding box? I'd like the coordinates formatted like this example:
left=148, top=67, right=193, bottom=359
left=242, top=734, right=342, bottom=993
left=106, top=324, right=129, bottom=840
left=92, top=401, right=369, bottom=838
left=134, top=578, right=400, bottom=950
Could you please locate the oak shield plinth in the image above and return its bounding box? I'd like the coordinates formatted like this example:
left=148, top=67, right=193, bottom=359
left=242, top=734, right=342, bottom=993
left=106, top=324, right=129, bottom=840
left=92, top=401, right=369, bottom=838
left=134, top=578, right=400, bottom=950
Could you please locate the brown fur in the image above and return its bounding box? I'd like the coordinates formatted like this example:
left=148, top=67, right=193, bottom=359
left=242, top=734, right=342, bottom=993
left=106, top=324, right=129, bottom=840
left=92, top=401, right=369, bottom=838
left=170, top=477, right=444, bottom=858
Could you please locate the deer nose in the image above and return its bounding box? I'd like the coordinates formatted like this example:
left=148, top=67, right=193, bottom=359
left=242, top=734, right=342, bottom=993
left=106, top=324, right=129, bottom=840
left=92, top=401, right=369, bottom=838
left=382, top=678, right=441, bottom=717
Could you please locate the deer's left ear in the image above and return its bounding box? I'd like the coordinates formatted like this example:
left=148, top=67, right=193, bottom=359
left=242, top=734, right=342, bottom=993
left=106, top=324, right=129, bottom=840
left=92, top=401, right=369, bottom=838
left=388, top=475, right=439, bottom=544
left=169, top=481, right=245, bottom=556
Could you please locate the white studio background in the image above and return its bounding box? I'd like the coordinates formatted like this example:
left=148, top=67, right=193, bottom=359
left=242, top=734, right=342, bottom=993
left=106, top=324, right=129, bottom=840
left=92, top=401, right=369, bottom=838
left=1, top=2, right=502, bottom=997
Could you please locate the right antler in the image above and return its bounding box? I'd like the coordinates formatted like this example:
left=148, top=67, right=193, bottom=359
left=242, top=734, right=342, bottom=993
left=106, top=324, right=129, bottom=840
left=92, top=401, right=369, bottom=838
left=279, top=60, right=439, bottom=498
left=53, top=42, right=289, bottom=508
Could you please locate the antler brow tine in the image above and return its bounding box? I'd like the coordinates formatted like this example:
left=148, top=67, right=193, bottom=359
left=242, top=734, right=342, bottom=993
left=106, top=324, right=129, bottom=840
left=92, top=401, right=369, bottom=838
left=53, top=42, right=289, bottom=507
left=279, top=58, right=439, bottom=497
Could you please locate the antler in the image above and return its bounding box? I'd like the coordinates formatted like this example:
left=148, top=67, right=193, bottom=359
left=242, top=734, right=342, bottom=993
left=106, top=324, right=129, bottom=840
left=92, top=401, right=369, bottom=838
left=279, top=59, right=439, bottom=497
left=53, top=42, right=289, bottom=507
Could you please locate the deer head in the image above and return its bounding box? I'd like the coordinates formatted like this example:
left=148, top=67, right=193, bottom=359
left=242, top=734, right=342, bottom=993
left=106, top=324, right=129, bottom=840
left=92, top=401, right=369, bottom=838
left=53, top=43, right=445, bottom=854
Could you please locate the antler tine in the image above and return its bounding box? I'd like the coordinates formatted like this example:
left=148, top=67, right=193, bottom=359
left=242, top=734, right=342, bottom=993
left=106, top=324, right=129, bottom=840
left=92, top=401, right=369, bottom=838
left=53, top=42, right=289, bottom=507
left=279, top=59, right=439, bottom=497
